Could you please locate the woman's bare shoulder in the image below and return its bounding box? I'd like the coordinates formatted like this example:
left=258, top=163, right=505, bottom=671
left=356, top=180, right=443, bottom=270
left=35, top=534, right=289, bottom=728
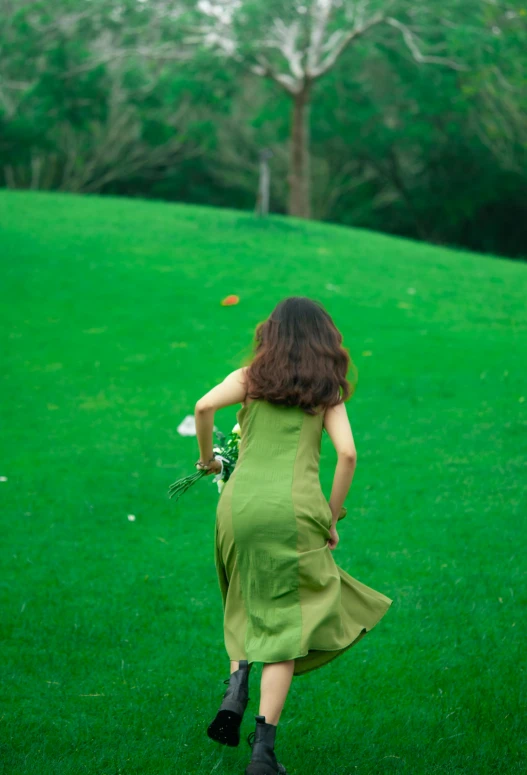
left=237, top=366, right=250, bottom=407
left=237, top=366, right=249, bottom=386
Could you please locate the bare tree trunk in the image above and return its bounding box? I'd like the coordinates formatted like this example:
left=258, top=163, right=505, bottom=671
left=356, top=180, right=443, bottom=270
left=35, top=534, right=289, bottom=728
left=288, top=83, right=311, bottom=219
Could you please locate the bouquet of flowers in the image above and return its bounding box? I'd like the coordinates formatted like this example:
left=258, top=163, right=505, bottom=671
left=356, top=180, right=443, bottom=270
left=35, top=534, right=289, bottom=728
left=167, top=422, right=242, bottom=503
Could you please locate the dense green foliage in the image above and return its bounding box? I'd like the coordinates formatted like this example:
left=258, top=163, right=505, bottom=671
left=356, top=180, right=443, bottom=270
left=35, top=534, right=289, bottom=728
left=1, top=191, right=526, bottom=773
left=1, top=1, right=526, bottom=257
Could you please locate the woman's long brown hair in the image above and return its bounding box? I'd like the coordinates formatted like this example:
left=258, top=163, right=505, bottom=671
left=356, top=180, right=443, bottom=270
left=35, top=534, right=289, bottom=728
left=243, top=297, right=356, bottom=415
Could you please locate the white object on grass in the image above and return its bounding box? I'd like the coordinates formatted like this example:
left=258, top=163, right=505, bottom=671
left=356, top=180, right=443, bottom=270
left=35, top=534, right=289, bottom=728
left=177, top=415, right=196, bottom=436
left=177, top=415, right=218, bottom=436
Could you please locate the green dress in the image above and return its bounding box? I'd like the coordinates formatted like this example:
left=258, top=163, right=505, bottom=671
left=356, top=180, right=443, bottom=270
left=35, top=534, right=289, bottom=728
left=215, top=399, right=393, bottom=676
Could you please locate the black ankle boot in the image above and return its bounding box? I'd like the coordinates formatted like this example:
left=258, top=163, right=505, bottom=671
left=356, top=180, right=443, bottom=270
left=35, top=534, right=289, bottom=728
left=207, top=660, right=251, bottom=747
left=245, top=715, right=287, bottom=775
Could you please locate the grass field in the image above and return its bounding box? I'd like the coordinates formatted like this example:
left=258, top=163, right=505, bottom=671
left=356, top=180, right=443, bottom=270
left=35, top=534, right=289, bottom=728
left=0, top=190, right=526, bottom=775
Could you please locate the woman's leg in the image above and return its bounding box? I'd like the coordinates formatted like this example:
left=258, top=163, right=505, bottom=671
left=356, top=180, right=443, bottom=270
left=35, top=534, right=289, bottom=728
left=259, top=660, right=295, bottom=725
left=230, top=660, right=254, bottom=674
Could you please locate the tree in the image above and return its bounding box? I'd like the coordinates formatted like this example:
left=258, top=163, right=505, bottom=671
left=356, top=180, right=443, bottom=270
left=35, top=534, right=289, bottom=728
left=0, top=0, right=198, bottom=191
left=195, top=0, right=471, bottom=219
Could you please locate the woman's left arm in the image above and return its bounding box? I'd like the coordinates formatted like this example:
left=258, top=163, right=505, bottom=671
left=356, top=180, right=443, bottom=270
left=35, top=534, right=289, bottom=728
left=194, top=367, right=247, bottom=472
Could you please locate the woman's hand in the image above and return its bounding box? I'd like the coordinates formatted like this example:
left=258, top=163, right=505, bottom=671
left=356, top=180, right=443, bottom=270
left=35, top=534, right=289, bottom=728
left=196, top=458, right=222, bottom=476
left=327, top=525, right=339, bottom=551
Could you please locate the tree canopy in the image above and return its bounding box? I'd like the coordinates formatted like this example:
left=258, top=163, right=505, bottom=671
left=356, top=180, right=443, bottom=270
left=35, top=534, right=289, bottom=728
left=0, top=0, right=525, bottom=257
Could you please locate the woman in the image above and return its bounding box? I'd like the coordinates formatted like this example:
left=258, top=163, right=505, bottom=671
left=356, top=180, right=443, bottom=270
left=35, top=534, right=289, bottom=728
left=194, top=297, right=393, bottom=775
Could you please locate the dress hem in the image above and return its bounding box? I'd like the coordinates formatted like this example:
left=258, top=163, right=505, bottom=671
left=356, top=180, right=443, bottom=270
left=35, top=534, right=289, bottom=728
left=228, top=595, right=393, bottom=677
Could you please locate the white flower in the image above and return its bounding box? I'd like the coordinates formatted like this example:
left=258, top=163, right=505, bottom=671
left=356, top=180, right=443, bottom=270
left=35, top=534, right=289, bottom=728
left=127, top=514, right=136, bottom=522
left=232, top=422, right=241, bottom=436
left=217, top=479, right=225, bottom=494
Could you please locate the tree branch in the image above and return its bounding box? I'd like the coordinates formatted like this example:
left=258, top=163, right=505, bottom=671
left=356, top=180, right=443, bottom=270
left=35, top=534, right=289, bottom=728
left=386, top=17, right=469, bottom=71
left=260, top=19, right=305, bottom=81
left=307, top=0, right=334, bottom=74
left=59, top=46, right=191, bottom=79
left=251, top=56, right=301, bottom=95
left=310, top=12, right=385, bottom=78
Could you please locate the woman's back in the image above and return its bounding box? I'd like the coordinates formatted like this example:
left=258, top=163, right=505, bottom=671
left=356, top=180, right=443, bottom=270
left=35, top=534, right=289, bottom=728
left=228, top=398, right=332, bottom=527
left=215, top=395, right=391, bottom=675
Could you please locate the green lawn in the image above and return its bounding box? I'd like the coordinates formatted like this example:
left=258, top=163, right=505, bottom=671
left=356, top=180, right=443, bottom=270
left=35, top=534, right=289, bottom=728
left=0, top=190, right=525, bottom=775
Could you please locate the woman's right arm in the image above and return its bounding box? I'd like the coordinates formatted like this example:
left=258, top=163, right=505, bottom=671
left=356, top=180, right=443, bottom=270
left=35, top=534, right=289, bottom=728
left=323, top=402, right=357, bottom=528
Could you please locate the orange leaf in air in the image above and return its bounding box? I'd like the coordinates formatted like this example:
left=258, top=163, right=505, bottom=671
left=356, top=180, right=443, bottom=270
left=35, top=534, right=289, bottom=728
left=221, top=295, right=240, bottom=306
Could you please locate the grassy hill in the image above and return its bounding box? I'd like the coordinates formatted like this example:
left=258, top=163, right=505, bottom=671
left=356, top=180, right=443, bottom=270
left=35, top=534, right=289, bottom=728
left=1, top=190, right=525, bottom=775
